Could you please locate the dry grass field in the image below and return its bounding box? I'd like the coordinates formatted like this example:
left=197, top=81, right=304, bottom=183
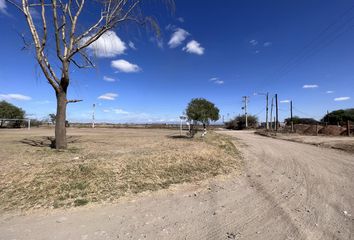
left=0, top=128, right=241, bottom=213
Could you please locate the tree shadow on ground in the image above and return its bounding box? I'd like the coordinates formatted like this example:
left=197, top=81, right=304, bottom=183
left=20, top=136, right=79, bottom=148
left=166, top=134, right=192, bottom=139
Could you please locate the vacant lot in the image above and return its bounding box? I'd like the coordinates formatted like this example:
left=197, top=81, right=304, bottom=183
left=0, top=128, right=241, bottom=212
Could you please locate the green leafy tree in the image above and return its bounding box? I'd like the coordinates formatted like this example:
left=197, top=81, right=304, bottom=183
left=321, top=109, right=354, bottom=125
left=226, top=114, right=258, bottom=130
left=186, top=98, right=219, bottom=124
left=0, top=101, right=25, bottom=128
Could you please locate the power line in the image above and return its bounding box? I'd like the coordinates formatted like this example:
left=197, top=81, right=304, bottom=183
left=254, top=3, right=354, bottom=90
left=292, top=107, right=323, bottom=119
left=271, top=4, right=354, bottom=82
left=273, top=15, right=354, bottom=82
left=254, top=108, right=265, bottom=117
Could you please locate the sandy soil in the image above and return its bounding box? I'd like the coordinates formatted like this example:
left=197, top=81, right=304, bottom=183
left=1, top=130, right=353, bottom=239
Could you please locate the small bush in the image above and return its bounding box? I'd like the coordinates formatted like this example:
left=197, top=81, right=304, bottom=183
left=284, top=116, right=318, bottom=125
left=225, top=115, right=258, bottom=130
left=74, top=199, right=89, bottom=206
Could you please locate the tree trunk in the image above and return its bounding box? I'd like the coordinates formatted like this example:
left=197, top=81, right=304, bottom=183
left=55, top=90, right=67, bottom=149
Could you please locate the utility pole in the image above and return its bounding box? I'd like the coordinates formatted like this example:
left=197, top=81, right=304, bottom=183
left=242, top=96, right=249, bottom=128
left=254, top=92, right=269, bottom=130
left=270, top=97, right=274, bottom=130
left=275, top=94, right=279, bottom=131
left=290, top=100, right=293, bottom=132
left=265, top=93, right=269, bottom=130
left=92, top=103, right=95, bottom=128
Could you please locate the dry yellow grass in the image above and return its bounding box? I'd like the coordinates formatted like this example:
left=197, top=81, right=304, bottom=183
left=0, top=128, right=241, bottom=212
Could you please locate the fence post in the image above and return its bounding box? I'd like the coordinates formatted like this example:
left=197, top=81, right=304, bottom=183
left=347, top=120, right=350, bottom=137
left=316, top=123, right=318, bottom=136
left=291, top=121, right=294, bottom=133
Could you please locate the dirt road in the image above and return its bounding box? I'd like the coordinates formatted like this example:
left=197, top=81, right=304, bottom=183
left=1, top=131, right=353, bottom=239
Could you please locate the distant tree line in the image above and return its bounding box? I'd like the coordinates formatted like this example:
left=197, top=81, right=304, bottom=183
left=225, top=108, right=354, bottom=130
left=284, top=116, right=318, bottom=125
left=0, top=100, right=50, bottom=128
left=285, top=109, right=354, bottom=126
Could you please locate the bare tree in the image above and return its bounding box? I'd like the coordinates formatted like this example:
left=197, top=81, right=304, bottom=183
left=6, top=0, right=171, bottom=149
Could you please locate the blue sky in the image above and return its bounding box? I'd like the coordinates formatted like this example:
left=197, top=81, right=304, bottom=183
left=0, top=0, right=353, bottom=123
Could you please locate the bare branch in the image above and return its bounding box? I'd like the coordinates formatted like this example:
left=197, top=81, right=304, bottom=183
left=18, top=32, right=33, bottom=50
left=6, top=0, right=25, bottom=14
left=69, top=0, right=141, bottom=59
left=67, top=0, right=85, bottom=56
left=21, top=0, right=60, bottom=92
left=52, top=0, right=63, bottom=61
left=66, top=99, right=83, bottom=104
left=40, top=0, right=47, bottom=48
left=74, top=15, right=104, bottom=44
left=61, top=4, right=68, bottom=57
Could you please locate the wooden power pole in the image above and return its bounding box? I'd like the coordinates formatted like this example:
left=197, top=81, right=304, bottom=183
left=92, top=104, right=95, bottom=128
left=275, top=94, right=279, bottom=131
left=270, top=96, right=274, bottom=130
left=290, top=100, right=294, bottom=132
left=265, top=93, right=269, bottom=130
left=242, top=96, right=249, bottom=128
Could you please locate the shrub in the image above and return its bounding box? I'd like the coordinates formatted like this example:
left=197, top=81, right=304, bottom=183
left=321, top=109, right=354, bottom=125
left=225, top=115, right=258, bottom=130
left=284, top=116, right=318, bottom=125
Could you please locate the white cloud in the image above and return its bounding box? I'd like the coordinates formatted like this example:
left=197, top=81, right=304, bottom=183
left=303, top=84, right=319, bottom=89
left=0, top=0, right=8, bottom=14
left=0, top=93, right=31, bottom=101
left=128, top=41, right=136, bottom=50
left=326, top=90, right=334, bottom=94
left=156, top=38, right=164, bottom=49
left=280, top=100, right=290, bottom=103
left=250, top=39, right=258, bottom=46
left=83, top=31, right=126, bottom=58
left=102, top=108, right=129, bottom=114
left=103, top=76, right=116, bottom=82
left=263, top=42, right=272, bottom=47
left=214, top=80, right=224, bottom=84
left=168, top=28, right=189, bottom=48
left=177, top=17, right=184, bottom=23
left=98, top=93, right=118, bottom=101
left=149, top=36, right=164, bottom=49
left=113, top=108, right=129, bottom=114
left=111, top=59, right=141, bottom=73
left=165, top=24, right=175, bottom=31
left=183, top=40, right=205, bottom=55
left=209, top=77, right=224, bottom=84
left=334, top=97, right=350, bottom=101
